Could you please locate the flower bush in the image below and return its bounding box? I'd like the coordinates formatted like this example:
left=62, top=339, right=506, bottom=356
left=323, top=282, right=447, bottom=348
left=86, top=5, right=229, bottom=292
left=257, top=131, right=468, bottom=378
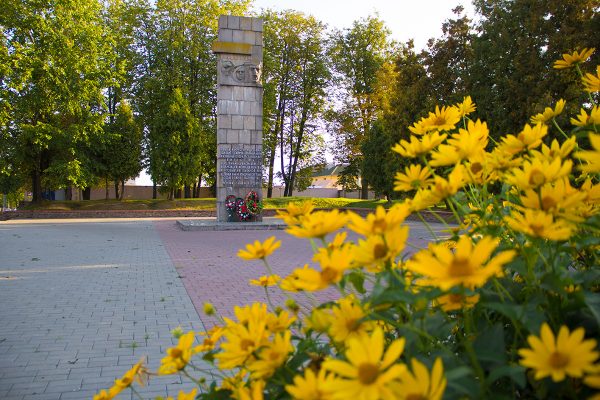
left=95, top=50, right=600, bottom=400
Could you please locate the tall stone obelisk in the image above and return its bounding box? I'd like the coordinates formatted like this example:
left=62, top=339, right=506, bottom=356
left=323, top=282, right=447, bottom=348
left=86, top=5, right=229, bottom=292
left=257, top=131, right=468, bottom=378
left=212, top=16, right=263, bottom=222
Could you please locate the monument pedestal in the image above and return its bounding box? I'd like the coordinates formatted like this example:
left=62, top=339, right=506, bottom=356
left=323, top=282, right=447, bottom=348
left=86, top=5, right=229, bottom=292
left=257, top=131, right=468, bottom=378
left=213, top=16, right=263, bottom=222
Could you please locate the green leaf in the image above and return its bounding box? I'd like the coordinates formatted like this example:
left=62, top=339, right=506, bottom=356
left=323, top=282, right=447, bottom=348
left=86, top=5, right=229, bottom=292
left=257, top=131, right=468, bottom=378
left=473, top=323, right=506, bottom=365
left=584, top=292, right=600, bottom=329
left=487, top=365, right=526, bottom=388
left=348, top=271, right=366, bottom=294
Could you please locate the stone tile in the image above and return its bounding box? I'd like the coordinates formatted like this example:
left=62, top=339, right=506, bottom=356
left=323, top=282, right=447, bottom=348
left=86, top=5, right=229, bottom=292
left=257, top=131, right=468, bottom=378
left=240, top=16, right=252, bottom=30
left=227, top=16, right=240, bottom=30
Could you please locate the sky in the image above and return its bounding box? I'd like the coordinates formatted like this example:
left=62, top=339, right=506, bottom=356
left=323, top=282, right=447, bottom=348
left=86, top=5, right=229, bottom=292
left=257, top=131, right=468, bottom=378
left=251, top=0, right=475, bottom=50
left=136, top=0, right=475, bottom=185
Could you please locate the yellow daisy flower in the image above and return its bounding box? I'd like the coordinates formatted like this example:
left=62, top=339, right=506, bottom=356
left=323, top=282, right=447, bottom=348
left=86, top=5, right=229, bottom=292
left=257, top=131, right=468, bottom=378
left=391, top=358, right=447, bottom=400
left=435, top=293, right=480, bottom=312
left=286, top=368, right=336, bottom=400
left=323, top=328, right=407, bottom=399
left=235, top=380, right=265, bottom=400
left=405, top=236, right=516, bottom=290
left=505, top=209, right=575, bottom=241
left=530, top=99, right=566, bottom=125
left=498, top=123, right=548, bottom=155
left=237, top=236, right=281, bottom=260
left=392, top=132, right=448, bottom=158
left=430, top=119, right=489, bottom=166
left=248, top=331, right=293, bottom=379
left=348, top=204, right=410, bottom=236
left=419, top=105, right=461, bottom=133
left=518, top=323, right=599, bottom=381
left=408, top=189, right=442, bottom=212
left=93, top=388, right=119, bottom=400
left=197, top=326, right=224, bottom=352
left=583, top=65, right=600, bottom=92
left=304, top=307, right=333, bottom=333
left=518, top=178, right=587, bottom=222
left=113, top=358, right=147, bottom=391
left=553, top=47, right=595, bottom=69
left=394, top=164, right=434, bottom=192
left=229, top=303, right=270, bottom=328
left=430, top=165, right=467, bottom=200
left=571, top=106, right=600, bottom=127
left=456, top=95, right=476, bottom=117
left=220, top=370, right=247, bottom=392
left=266, top=310, right=296, bottom=333
left=506, top=157, right=572, bottom=190
left=328, top=296, right=375, bottom=343
left=171, top=388, right=198, bottom=400
left=158, top=331, right=199, bottom=375
left=352, top=225, right=409, bottom=272
left=249, top=274, right=281, bottom=287
left=530, top=136, right=577, bottom=162
left=576, top=133, right=600, bottom=173
left=216, top=319, right=269, bottom=370
left=286, top=210, right=348, bottom=239
left=277, top=201, right=315, bottom=225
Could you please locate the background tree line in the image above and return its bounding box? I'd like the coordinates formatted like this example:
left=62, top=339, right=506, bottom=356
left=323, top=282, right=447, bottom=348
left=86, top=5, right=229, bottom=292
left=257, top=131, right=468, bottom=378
left=1, top=0, right=598, bottom=202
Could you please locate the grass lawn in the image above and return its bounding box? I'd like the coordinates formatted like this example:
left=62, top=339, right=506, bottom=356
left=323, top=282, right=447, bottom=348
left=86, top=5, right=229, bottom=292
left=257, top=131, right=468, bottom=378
left=22, top=197, right=392, bottom=211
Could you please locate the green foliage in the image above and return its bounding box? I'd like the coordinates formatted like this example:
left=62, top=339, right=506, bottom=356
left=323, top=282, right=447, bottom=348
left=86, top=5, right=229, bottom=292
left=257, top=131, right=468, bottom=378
left=148, top=88, right=202, bottom=195
left=2, top=0, right=117, bottom=201
left=105, top=101, right=143, bottom=190
left=262, top=9, right=329, bottom=197
left=328, top=15, right=397, bottom=198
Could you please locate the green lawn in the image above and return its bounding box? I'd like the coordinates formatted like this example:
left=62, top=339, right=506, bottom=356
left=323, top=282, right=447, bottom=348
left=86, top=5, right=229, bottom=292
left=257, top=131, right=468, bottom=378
left=22, top=197, right=392, bottom=211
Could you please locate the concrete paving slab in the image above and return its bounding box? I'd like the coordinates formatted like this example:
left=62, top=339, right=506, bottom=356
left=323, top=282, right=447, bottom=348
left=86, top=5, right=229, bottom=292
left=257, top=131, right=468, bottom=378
left=176, top=217, right=285, bottom=231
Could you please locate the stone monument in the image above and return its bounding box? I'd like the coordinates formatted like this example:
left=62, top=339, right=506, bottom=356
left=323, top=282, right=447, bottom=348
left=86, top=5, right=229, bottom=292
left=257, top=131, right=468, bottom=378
left=212, top=16, right=263, bottom=222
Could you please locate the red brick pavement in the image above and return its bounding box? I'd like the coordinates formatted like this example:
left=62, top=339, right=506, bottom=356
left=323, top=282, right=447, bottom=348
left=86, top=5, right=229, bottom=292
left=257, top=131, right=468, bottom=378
left=154, top=220, right=442, bottom=330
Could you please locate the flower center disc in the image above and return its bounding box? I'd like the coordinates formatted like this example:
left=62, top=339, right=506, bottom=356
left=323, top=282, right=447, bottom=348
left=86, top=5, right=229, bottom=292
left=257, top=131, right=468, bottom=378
left=358, top=363, right=379, bottom=385
left=373, top=243, right=388, bottom=260
left=528, top=169, right=546, bottom=186
left=449, top=257, right=472, bottom=277
left=549, top=351, right=569, bottom=368
left=406, top=394, right=426, bottom=400
left=240, top=339, right=255, bottom=351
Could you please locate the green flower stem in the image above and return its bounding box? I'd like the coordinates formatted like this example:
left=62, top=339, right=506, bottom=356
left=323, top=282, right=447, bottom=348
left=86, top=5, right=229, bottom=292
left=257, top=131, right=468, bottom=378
left=446, top=197, right=463, bottom=225
left=264, top=286, right=276, bottom=311
left=552, top=118, right=570, bottom=140
left=416, top=211, right=441, bottom=241
left=130, top=386, right=145, bottom=400
left=575, top=64, right=596, bottom=106
left=463, top=310, right=486, bottom=392
left=182, top=368, right=204, bottom=386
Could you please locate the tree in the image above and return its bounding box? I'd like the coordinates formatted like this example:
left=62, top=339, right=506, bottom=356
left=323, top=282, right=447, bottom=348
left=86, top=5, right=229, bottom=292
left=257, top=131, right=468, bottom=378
left=105, top=101, right=142, bottom=200
left=469, top=0, right=600, bottom=138
left=2, top=0, right=116, bottom=202
left=148, top=88, right=202, bottom=198
left=262, top=10, right=330, bottom=197
left=328, top=16, right=397, bottom=199
left=138, top=0, right=250, bottom=198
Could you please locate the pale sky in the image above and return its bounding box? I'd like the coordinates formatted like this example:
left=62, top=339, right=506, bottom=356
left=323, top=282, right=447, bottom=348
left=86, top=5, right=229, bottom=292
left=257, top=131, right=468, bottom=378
left=251, top=0, right=475, bottom=50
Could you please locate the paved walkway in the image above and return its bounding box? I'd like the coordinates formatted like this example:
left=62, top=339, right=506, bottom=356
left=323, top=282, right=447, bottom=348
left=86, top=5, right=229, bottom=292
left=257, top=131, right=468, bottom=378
left=0, top=218, right=448, bottom=399
left=0, top=221, right=204, bottom=399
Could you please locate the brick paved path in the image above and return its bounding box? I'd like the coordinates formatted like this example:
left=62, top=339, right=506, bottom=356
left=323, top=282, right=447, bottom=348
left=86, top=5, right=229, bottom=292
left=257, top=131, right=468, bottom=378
left=0, top=221, right=204, bottom=400
left=0, top=218, right=447, bottom=399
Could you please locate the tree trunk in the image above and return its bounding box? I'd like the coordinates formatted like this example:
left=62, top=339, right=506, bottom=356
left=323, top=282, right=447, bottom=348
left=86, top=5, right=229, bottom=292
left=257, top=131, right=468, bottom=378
left=184, top=185, right=191, bottom=198
left=119, top=180, right=125, bottom=200
left=267, top=145, right=275, bottom=198
left=105, top=178, right=109, bottom=200
left=66, top=187, right=73, bottom=201
left=31, top=170, right=42, bottom=204
left=175, top=188, right=182, bottom=199
left=153, top=181, right=157, bottom=199
left=361, top=178, right=369, bottom=200
left=114, top=182, right=119, bottom=200
left=82, top=187, right=91, bottom=200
